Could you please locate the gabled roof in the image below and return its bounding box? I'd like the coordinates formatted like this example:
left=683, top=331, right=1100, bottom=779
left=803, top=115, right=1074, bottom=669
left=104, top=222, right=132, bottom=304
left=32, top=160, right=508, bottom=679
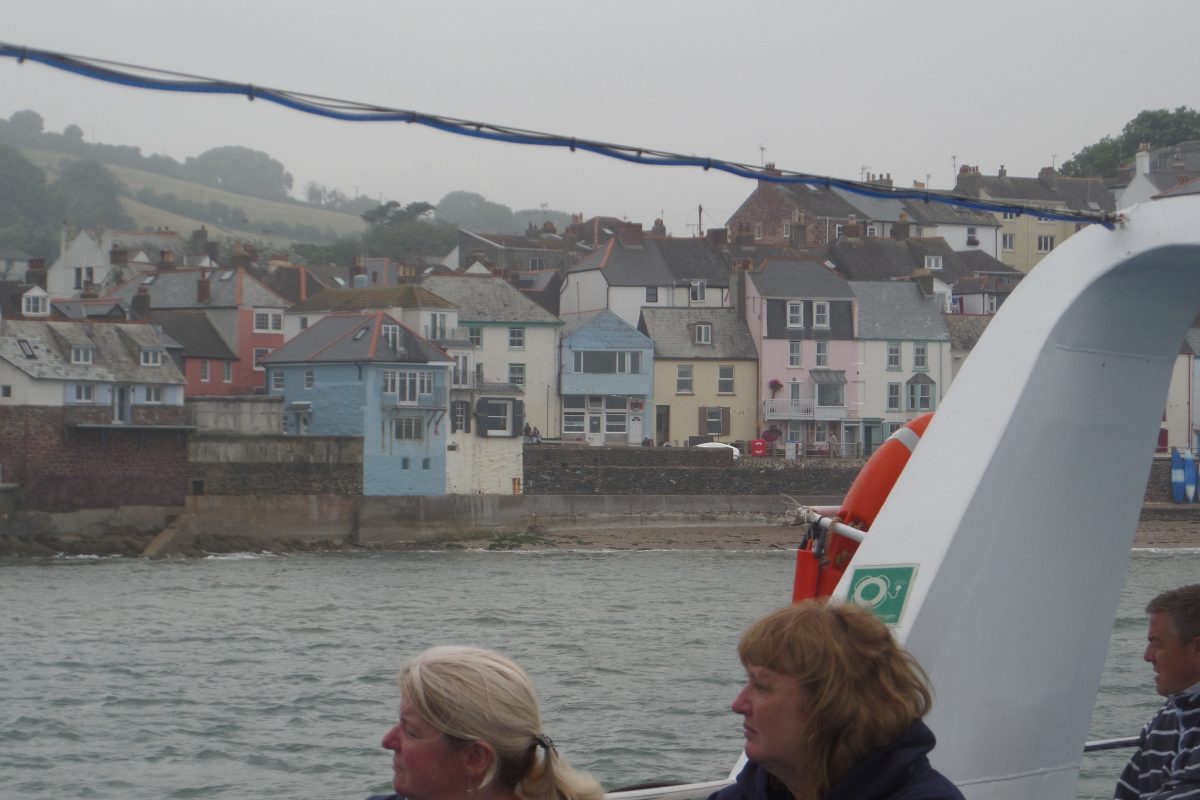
left=0, top=319, right=185, bottom=384
left=52, top=299, right=128, bottom=320
left=829, top=237, right=1002, bottom=283
left=849, top=282, right=950, bottom=341
left=748, top=259, right=855, bottom=298
left=418, top=275, right=559, bottom=324
left=248, top=264, right=333, bottom=305
left=774, top=184, right=863, bottom=219
left=560, top=309, right=653, bottom=347
left=104, top=267, right=289, bottom=310
left=952, top=273, right=1023, bottom=295
left=261, top=312, right=449, bottom=365
left=944, top=314, right=993, bottom=351
left=956, top=250, right=1016, bottom=274
left=955, top=171, right=1115, bottom=213
left=566, top=237, right=732, bottom=288
left=639, top=307, right=758, bottom=359
left=287, top=284, right=454, bottom=313
left=149, top=310, right=238, bottom=359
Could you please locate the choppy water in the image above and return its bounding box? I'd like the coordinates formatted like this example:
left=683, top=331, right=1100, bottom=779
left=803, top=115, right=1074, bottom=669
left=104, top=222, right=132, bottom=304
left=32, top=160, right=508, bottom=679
left=1, top=548, right=1196, bottom=800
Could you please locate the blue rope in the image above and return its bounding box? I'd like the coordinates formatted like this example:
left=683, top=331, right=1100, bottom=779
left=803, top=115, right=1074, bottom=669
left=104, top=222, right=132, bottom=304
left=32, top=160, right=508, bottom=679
left=0, top=43, right=1118, bottom=229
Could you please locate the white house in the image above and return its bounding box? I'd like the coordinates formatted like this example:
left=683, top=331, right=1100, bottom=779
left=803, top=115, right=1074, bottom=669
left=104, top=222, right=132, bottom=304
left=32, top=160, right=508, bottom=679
left=48, top=228, right=188, bottom=298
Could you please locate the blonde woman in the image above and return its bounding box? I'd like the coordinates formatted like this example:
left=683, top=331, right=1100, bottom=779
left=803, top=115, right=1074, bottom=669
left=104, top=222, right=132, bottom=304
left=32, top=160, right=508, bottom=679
left=713, top=602, right=963, bottom=800
left=371, top=646, right=604, bottom=800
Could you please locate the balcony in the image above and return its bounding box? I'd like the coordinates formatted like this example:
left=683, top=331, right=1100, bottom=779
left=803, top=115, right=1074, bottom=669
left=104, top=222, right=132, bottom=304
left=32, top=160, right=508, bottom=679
left=762, top=398, right=847, bottom=421
left=386, top=386, right=448, bottom=409
left=423, top=325, right=473, bottom=345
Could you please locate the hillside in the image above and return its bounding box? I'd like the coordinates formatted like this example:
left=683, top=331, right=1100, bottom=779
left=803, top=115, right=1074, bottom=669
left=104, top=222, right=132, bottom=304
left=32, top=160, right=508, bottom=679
left=19, top=147, right=365, bottom=245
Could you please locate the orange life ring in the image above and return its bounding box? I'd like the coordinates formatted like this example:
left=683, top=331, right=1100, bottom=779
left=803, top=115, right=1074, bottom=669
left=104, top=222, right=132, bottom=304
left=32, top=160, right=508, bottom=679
left=792, top=413, right=933, bottom=602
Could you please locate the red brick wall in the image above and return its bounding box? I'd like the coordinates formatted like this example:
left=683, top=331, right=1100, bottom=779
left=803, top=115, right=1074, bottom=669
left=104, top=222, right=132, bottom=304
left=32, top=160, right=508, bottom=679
left=726, top=185, right=847, bottom=248
left=0, top=406, right=188, bottom=511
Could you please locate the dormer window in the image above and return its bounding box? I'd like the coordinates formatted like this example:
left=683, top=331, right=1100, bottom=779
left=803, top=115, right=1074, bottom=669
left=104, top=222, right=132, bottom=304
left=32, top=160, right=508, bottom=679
left=141, top=348, right=163, bottom=367
left=924, top=255, right=943, bottom=271
left=22, top=293, right=48, bottom=316
left=690, top=281, right=706, bottom=302
left=71, top=345, right=94, bottom=365
left=382, top=324, right=400, bottom=349
left=695, top=323, right=712, bottom=344
left=813, top=301, right=830, bottom=329
left=787, top=302, right=803, bottom=328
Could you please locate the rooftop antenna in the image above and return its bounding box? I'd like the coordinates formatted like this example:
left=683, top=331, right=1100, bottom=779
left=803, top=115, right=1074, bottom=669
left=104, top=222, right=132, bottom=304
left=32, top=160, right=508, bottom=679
left=860, top=165, right=871, bottom=181
left=759, top=145, right=766, bottom=167
left=698, top=204, right=704, bottom=237
left=1051, top=154, right=1058, bottom=169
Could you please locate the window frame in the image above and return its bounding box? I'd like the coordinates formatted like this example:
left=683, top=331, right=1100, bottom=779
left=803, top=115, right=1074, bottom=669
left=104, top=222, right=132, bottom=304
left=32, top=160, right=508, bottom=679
left=144, top=386, right=163, bottom=404
left=886, top=382, right=901, bottom=411
left=908, top=382, right=934, bottom=411
left=394, top=416, right=425, bottom=441
left=252, top=348, right=270, bottom=371
left=788, top=340, right=802, bottom=368
left=1002, top=233, right=1016, bottom=251
left=886, top=342, right=901, bottom=370
left=786, top=301, right=804, bottom=328
left=646, top=286, right=658, bottom=302
left=141, top=348, right=163, bottom=367
left=508, top=327, right=525, bottom=349
left=508, top=363, right=525, bottom=386
left=717, top=365, right=735, bottom=394
left=74, top=383, right=95, bottom=403
left=304, top=368, right=315, bottom=389
left=71, top=345, right=94, bottom=365
left=815, top=341, right=829, bottom=367
left=676, top=365, right=694, bottom=394
left=199, top=359, right=210, bottom=382
left=813, top=301, right=830, bottom=329
left=695, top=323, right=712, bottom=345
left=690, top=280, right=706, bottom=302
left=1037, top=235, right=1056, bottom=253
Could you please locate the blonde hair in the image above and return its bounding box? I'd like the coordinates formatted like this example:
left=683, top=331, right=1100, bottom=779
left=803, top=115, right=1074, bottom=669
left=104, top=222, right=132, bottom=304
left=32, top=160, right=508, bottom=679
left=399, top=646, right=603, bottom=800
left=737, top=602, right=931, bottom=800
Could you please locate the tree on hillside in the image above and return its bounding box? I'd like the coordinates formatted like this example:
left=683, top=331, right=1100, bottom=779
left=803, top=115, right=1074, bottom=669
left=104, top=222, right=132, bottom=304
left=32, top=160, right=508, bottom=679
left=0, top=143, right=59, bottom=256
left=362, top=200, right=435, bottom=227
left=184, top=146, right=294, bottom=201
left=54, top=160, right=134, bottom=229
left=436, top=191, right=520, bottom=232
left=1060, top=106, right=1200, bottom=178
left=9, top=109, right=44, bottom=136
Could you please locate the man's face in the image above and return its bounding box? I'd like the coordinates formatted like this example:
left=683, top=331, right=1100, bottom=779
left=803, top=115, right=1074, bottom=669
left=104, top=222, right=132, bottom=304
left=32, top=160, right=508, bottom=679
left=1143, top=611, right=1200, bottom=696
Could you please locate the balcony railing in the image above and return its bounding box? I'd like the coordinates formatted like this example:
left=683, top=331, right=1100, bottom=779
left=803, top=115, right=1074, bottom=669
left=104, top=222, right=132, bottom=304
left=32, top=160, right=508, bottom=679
left=386, top=387, right=448, bottom=409
left=423, top=325, right=473, bottom=344
left=763, top=398, right=815, bottom=418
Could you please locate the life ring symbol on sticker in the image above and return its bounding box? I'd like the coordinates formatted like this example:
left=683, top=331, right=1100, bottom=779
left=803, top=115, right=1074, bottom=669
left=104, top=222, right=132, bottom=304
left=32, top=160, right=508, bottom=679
left=630, top=399, right=645, bottom=411
left=851, top=575, right=904, bottom=608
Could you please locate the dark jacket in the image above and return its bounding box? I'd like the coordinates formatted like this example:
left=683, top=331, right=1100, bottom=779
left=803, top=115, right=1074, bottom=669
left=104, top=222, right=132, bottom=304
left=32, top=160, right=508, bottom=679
left=709, top=720, right=963, bottom=800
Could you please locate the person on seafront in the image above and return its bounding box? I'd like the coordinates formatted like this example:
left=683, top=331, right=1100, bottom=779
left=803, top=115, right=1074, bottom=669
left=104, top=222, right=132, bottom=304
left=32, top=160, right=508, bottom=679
left=1113, top=584, right=1200, bottom=800
left=369, top=645, right=603, bottom=800
left=523, top=423, right=533, bottom=442
left=709, top=601, right=964, bottom=800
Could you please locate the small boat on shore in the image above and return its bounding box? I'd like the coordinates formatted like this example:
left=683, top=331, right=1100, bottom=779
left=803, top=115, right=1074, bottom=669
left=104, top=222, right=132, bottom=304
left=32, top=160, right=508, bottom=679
left=610, top=194, right=1200, bottom=800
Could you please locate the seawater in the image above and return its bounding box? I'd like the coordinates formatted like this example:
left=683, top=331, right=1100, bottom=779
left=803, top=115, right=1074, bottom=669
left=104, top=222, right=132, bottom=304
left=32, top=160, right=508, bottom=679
left=1, top=548, right=1196, bottom=800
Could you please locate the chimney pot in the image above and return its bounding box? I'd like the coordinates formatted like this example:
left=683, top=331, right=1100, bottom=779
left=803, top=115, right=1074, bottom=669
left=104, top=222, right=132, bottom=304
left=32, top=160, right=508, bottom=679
left=197, top=276, right=211, bottom=303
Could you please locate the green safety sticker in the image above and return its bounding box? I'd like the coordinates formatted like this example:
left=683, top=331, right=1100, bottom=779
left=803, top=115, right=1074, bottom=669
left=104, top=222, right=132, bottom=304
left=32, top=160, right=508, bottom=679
left=846, top=564, right=918, bottom=625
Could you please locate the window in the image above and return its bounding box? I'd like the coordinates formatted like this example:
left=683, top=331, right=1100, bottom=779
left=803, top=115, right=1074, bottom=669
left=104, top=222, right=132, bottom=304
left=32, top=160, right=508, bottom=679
left=646, top=286, right=658, bottom=302
left=605, top=412, right=627, bottom=434
left=1002, top=233, right=1016, bottom=251
left=887, top=342, right=901, bottom=370
left=718, top=365, right=734, bottom=394
left=383, top=370, right=434, bottom=403
left=395, top=416, right=424, bottom=441
left=676, top=365, right=693, bottom=394
left=563, top=412, right=585, bottom=434
left=451, top=400, right=471, bottom=433
left=754, top=223, right=763, bottom=240
left=787, top=301, right=803, bottom=328
left=452, top=354, right=470, bottom=387
left=74, top=384, right=95, bottom=403
left=145, top=386, right=163, bottom=403
left=834, top=224, right=845, bottom=239
left=1037, top=235, right=1055, bottom=253
left=1, top=385, right=10, bottom=398
left=1002, top=211, right=1018, bottom=220
left=299, top=316, right=309, bottom=330
left=252, top=348, right=269, bottom=371
left=71, top=346, right=93, bottom=365
left=272, top=371, right=285, bottom=391
left=200, top=359, right=210, bottom=382
left=305, top=368, right=315, bottom=389
left=690, top=280, right=706, bottom=302
left=18, top=339, right=35, bottom=359
left=815, top=341, right=828, bottom=367
left=508, top=363, right=525, bottom=385
left=789, top=340, right=802, bottom=367
left=223, top=361, right=233, bottom=382
left=813, top=301, right=829, bottom=329
left=481, top=398, right=518, bottom=436
left=908, top=382, right=934, bottom=410
left=508, top=327, right=525, bottom=348
left=887, top=383, right=901, bottom=411
left=695, top=323, right=712, bottom=344
left=986, top=295, right=998, bottom=314
left=705, top=407, right=723, bottom=435
left=468, top=327, right=482, bottom=347
left=529, top=257, right=546, bottom=270
left=924, top=255, right=943, bottom=271
left=475, top=363, right=485, bottom=385
left=428, top=313, right=447, bottom=340
left=23, top=294, right=48, bottom=315
left=866, top=225, right=878, bottom=237
left=254, top=312, right=282, bottom=332
left=141, top=349, right=163, bottom=367
left=914, top=342, right=928, bottom=370
left=382, top=324, right=401, bottom=349
left=783, top=222, right=791, bottom=239
left=573, top=351, right=641, bottom=373
left=816, top=382, right=844, bottom=407
left=73, top=267, right=94, bottom=289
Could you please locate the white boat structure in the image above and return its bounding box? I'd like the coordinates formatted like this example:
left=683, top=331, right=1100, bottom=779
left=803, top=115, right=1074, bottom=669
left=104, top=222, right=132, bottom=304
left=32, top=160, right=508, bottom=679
left=610, top=192, right=1200, bottom=800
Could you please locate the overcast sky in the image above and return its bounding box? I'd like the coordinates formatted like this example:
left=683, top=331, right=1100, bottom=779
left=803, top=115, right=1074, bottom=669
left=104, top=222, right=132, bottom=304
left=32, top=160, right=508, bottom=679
left=4, top=0, right=1198, bottom=236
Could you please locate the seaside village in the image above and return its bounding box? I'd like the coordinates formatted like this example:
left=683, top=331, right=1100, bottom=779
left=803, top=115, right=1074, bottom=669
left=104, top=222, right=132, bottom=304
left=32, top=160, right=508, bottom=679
left=3, top=145, right=1200, bottom=511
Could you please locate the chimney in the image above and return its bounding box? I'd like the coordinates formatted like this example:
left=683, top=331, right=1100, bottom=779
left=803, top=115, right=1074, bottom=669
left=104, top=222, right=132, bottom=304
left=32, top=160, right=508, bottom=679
left=998, top=164, right=1007, bottom=178
left=525, top=222, right=540, bottom=240
left=916, top=273, right=934, bottom=297
left=1135, top=143, right=1150, bottom=176
left=956, top=165, right=981, bottom=196
left=231, top=243, right=251, bottom=269
left=190, top=225, right=209, bottom=255
left=206, top=242, right=220, bottom=263
left=24, top=266, right=48, bottom=289
left=81, top=280, right=97, bottom=299
left=158, top=249, right=176, bottom=270
left=705, top=227, right=728, bottom=246
left=759, top=161, right=782, bottom=187
left=1038, top=166, right=1058, bottom=190
left=541, top=221, right=557, bottom=235
left=131, top=286, right=151, bottom=319
left=843, top=214, right=863, bottom=239
left=651, top=218, right=667, bottom=237
left=891, top=212, right=911, bottom=240
left=617, top=222, right=644, bottom=246
left=110, top=246, right=128, bottom=266
left=197, top=276, right=211, bottom=303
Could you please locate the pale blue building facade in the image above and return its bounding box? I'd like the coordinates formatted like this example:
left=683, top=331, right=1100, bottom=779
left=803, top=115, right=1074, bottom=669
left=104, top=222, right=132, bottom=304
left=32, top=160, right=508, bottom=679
left=559, top=310, right=655, bottom=445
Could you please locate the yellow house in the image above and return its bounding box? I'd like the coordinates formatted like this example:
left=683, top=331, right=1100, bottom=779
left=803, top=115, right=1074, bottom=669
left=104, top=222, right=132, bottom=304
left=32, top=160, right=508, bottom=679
left=638, top=307, right=759, bottom=446
left=953, top=165, right=1113, bottom=273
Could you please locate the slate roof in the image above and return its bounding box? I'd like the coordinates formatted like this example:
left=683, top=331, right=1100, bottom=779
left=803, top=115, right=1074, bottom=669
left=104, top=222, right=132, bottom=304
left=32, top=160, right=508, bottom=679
left=849, top=282, right=950, bottom=341
left=105, top=268, right=289, bottom=310
left=418, top=275, right=559, bottom=324
left=829, top=237, right=1005, bottom=283
left=954, top=172, right=1115, bottom=213
left=560, top=309, right=653, bottom=347
left=566, top=237, right=732, bottom=288
left=1156, top=177, right=1200, bottom=198
left=952, top=273, right=1023, bottom=295
left=0, top=319, right=185, bottom=384
left=149, top=310, right=238, bottom=359
left=898, top=199, right=1000, bottom=228
left=748, top=259, right=855, bottom=298
left=0, top=280, right=28, bottom=318
left=248, top=264, right=332, bottom=305
left=639, top=307, right=758, bottom=359
left=261, top=312, right=449, bottom=365
left=776, top=185, right=862, bottom=219
left=944, top=314, right=993, bottom=351
left=288, top=284, right=454, bottom=313
left=956, top=250, right=1017, bottom=274
left=52, top=299, right=129, bottom=320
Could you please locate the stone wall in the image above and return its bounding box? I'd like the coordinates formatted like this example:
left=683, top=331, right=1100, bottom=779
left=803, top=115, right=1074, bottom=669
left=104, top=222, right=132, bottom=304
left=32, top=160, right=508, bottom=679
left=523, top=444, right=862, bottom=496
left=0, top=405, right=188, bottom=511
left=187, top=434, right=362, bottom=495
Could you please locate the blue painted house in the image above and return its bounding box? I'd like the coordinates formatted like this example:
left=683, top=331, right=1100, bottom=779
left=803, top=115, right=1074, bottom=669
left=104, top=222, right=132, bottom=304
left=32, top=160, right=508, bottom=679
left=261, top=311, right=453, bottom=495
left=559, top=309, right=654, bottom=446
